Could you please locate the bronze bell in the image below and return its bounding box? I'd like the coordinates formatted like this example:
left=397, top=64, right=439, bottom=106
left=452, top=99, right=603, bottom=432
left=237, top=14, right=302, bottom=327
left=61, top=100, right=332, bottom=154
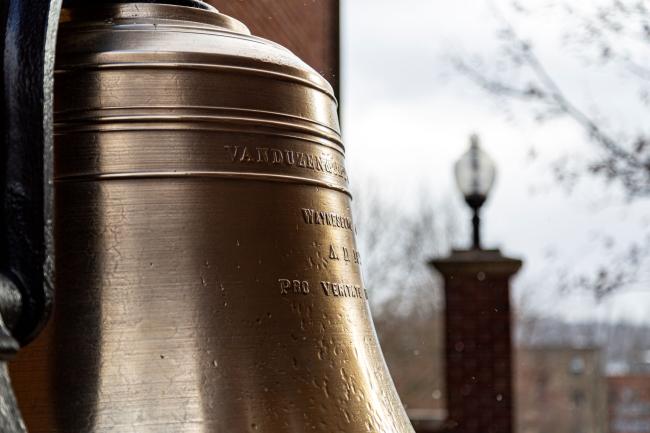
left=5, top=1, right=415, bottom=432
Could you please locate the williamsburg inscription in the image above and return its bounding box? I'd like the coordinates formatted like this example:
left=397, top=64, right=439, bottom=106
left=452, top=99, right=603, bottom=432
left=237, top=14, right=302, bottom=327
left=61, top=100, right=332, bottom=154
left=224, top=145, right=348, bottom=181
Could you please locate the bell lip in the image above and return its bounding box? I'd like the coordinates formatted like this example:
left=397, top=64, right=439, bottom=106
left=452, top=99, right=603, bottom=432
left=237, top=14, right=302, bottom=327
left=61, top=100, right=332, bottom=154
left=61, top=2, right=251, bottom=35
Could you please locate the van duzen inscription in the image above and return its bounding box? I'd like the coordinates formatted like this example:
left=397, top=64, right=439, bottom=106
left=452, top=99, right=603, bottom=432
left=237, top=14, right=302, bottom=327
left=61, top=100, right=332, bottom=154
left=224, top=145, right=348, bottom=181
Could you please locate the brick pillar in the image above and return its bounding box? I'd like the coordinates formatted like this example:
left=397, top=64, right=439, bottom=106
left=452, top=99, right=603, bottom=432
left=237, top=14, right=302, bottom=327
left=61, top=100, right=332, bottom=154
left=430, top=249, right=522, bottom=433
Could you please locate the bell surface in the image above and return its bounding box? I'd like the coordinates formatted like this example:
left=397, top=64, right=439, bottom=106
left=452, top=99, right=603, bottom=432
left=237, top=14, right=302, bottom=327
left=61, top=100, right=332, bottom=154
left=10, top=3, right=415, bottom=432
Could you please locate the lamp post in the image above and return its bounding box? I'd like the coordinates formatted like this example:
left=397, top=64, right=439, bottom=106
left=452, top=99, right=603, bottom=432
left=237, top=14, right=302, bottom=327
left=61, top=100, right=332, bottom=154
left=454, top=134, right=496, bottom=250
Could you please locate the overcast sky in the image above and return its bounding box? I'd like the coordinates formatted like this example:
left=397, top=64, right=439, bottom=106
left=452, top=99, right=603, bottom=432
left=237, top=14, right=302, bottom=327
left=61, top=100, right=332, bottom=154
left=341, top=0, right=650, bottom=322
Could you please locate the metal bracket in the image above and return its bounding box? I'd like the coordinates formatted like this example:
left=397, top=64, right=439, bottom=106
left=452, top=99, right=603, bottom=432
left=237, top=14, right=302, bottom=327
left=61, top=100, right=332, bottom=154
left=0, top=0, right=63, bottom=430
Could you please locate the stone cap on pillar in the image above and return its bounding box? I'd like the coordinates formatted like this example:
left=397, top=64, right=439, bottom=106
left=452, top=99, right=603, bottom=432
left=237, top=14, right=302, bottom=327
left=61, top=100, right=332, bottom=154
left=429, top=249, right=523, bottom=278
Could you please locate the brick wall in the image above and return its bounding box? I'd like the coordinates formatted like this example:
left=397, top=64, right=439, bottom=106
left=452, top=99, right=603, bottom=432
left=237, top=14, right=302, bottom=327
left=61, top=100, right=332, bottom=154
left=609, top=375, right=650, bottom=433
left=516, top=347, right=607, bottom=433
left=206, top=0, right=340, bottom=97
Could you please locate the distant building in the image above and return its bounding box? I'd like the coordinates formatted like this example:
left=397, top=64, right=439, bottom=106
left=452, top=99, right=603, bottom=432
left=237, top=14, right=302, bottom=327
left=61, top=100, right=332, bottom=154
left=609, top=376, right=650, bottom=433
left=516, top=346, right=607, bottom=433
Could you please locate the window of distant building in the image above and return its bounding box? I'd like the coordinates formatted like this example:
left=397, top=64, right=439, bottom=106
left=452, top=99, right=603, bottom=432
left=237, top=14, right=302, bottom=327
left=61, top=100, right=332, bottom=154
left=570, top=356, right=586, bottom=375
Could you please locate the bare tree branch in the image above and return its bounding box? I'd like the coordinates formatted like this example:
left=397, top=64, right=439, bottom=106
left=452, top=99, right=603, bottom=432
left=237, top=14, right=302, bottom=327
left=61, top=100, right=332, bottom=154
left=453, top=0, right=650, bottom=197
left=451, top=0, right=650, bottom=300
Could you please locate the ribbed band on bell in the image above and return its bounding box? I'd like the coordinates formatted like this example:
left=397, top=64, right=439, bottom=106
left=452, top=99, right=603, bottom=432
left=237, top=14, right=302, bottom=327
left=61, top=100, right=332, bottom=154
left=62, top=0, right=217, bottom=12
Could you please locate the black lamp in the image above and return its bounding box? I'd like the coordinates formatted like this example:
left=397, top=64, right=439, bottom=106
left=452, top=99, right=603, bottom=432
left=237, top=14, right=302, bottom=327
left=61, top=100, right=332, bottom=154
left=454, top=134, right=497, bottom=250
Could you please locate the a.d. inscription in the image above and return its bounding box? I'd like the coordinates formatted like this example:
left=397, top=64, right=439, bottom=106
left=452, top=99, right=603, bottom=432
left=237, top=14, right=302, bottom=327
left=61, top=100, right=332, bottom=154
left=328, top=244, right=361, bottom=264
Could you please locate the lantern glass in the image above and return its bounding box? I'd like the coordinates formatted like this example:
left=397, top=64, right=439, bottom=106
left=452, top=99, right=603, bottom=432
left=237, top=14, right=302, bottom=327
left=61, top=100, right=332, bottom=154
left=454, top=135, right=497, bottom=204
